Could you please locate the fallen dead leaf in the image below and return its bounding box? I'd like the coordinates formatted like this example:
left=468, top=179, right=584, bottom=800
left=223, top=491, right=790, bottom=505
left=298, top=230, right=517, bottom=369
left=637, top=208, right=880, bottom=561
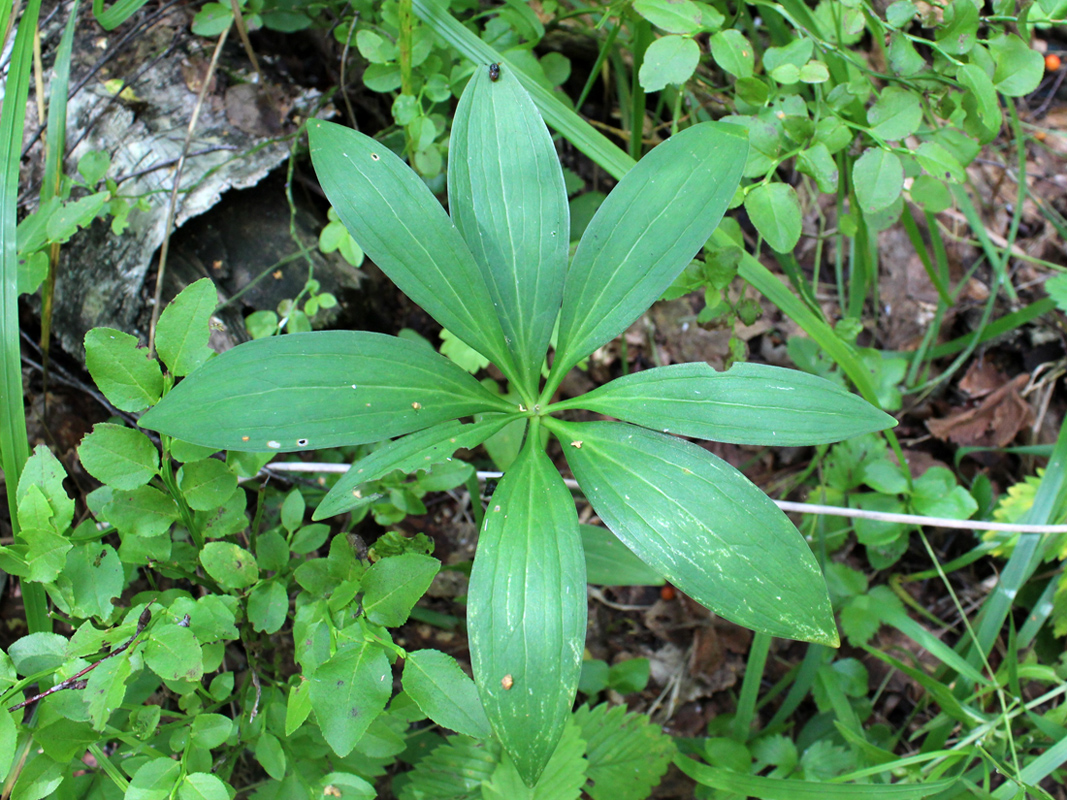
left=926, top=373, right=1034, bottom=447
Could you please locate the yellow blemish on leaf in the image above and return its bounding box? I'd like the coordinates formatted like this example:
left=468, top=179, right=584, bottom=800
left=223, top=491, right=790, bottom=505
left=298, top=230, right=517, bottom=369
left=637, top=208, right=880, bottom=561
left=570, top=440, right=583, bottom=449
left=412, top=402, right=422, bottom=410
left=501, top=674, right=514, bottom=690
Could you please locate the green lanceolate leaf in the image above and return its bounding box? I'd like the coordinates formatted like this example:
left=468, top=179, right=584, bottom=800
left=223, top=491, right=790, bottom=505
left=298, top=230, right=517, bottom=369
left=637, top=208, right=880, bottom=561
left=581, top=525, right=664, bottom=587
left=448, top=66, right=569, bottom=395
left=315, top=416, right=516, bottom=519
left=307, top=120, right=519, bottom=382
left=552, top=123, right=747, bottom=379
left=549, top=419, right=837, bottom=645
left=402, top=649, right=492, bottom=739
left=552, top=362, right=896, bottom=446
left=310, top=640, right=391, bottom=757
left=467, top=431, right=586, bottom=786
left=139, top=331, right=513, bottom=452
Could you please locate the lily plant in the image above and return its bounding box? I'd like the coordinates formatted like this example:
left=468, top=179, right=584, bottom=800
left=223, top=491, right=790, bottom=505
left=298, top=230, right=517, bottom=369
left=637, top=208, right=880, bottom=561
left=141, top=65, right=895, bottom=784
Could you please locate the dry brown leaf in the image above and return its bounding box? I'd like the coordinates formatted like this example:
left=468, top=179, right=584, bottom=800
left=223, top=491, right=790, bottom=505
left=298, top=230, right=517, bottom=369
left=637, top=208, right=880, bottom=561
left=926, top=373, right=1033, bottom=447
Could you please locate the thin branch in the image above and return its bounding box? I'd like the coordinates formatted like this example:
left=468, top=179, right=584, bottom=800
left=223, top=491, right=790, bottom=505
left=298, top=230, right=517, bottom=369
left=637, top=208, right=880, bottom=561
left=6, top=608, right=151, bottom=713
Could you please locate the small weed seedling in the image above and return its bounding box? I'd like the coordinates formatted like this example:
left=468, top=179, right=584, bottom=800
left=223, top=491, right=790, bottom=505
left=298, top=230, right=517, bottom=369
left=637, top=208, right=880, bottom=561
left=141, top=67, right=895, bottom=784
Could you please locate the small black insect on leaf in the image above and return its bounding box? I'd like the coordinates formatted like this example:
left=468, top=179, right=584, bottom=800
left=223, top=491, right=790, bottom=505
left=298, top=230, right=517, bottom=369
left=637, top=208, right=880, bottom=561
left=489, top=63, right=500, bottom=82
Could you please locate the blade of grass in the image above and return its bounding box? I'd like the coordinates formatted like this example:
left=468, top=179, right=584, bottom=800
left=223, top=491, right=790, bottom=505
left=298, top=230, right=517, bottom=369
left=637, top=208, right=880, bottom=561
left=38, top=0, right=80, bottom=398
left=91, top=0, right=148, bottom=30
left=732, top=630, right=770, bottom=741
left=1, top=0, right=49, bottom=634
left=967, top=418, right=1067, bottom=667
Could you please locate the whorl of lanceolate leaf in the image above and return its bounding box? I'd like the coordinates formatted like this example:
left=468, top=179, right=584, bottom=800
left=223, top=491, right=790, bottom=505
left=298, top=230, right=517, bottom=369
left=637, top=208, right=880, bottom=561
left=448, top=67, right=569, bottom=395
left=139, top=331, right=513, bottom=452
left=467, top=432, right=586, bottom=786
left=550, top=122, right=747, bottom=382
left=551, top=362, right=896, bottom=446
left=307, top=119, right=522, bottom=386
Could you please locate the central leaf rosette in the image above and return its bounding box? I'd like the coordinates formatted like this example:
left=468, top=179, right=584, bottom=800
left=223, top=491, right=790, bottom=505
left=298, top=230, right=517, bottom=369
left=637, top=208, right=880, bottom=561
left=141, top=63, right=895, bottom=786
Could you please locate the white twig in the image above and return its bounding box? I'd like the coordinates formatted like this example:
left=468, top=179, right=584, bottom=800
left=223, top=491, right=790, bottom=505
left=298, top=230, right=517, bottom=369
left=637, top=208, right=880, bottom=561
left=263, top=463, right=1067, bottom=535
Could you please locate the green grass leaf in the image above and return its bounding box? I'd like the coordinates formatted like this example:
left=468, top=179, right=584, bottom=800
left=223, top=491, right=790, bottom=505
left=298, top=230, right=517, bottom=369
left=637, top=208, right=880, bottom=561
left=140, top=331, right=511, bottom=453
left=552, top=420, right=837, bottom=645
left=307, top=120, right=518, bottom=382
left=468, top=433, right=586, bottom=786
left=553, top=123, right=747, bottom=378
left=554, top=362, right=895, bottom=447
left=448, top=66, right=569, bottom=395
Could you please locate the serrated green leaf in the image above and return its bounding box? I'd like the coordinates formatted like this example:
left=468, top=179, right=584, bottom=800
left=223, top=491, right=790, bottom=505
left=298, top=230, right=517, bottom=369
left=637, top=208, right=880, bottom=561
left=633, top=0, right=701, bottom=33
left=555, top=362, right=895, bottom=445
left=482, top=721, right=587, bottom=800
left=78, top=423, right=159, bottom=490
left=285, top=678, right=313, bottom=736
left=155, top=278, right=217, bottom=376
left=639, top=35, right=700, bottom=92
left=144, top=623, right=202, bottom=682
left=247, top=580, right=289, bottom=634
left=254, top=732, right=287, bottom=781
left=8, top=632, right=69, bottom=675
left=915, top=141, right=965, bottom=183
left=307, top=120, right=518, bottom=382
left=310, top=641, right=391, bottom=757
left=553, top=420, right=836, bottom=645
left=178, top=773, right=229, bottom=800
left=553, top=123, right=746, bottom=376
left=744, top=183, right=801, bottom=253
left=11, top=754, right=63, bottom=800
left=709, top=29, right=754, bottom=78
left=581, top=524, right=664, bottom=586
left=797, top=143, right=838, bottom=193
left=956, top=63, right=1000, bottom=132
left=867, top=87, right=922, bottom=140
left=84, top=327, right=163, bottom=412
left=17, top=445, right=74, bottom=532
left=177, top=458, right=238, bottom=511
left=990, top=33, right=1044, bottom=96
left=853, top=148, right=903, bottom=214
left=574, top=704, right=675, bottom=800
left=20, top=527, right=71, bottom=582
left=85, top=653, right=131, bottom=730
left=102, top=486, right=178, bottom=538
left=50, top=543, right=123, bottom=620
left=190, top=714, right=233, bottom=750
left=936, top=0, right=978, bottom=55
left=403, top=649, right=492, bottom=738
left=448, top=66, right=568, bottom=394
left=398, top=735, right=499, bottom=799
left=362, top=553, right=440, bottom=627
left=140, top=331, right=510, bottom=453
left=468, top=434, right=586, bottom=786
left=316, top=417, right=513, bottom=519
left=199, top=542, right=258, bottom=589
